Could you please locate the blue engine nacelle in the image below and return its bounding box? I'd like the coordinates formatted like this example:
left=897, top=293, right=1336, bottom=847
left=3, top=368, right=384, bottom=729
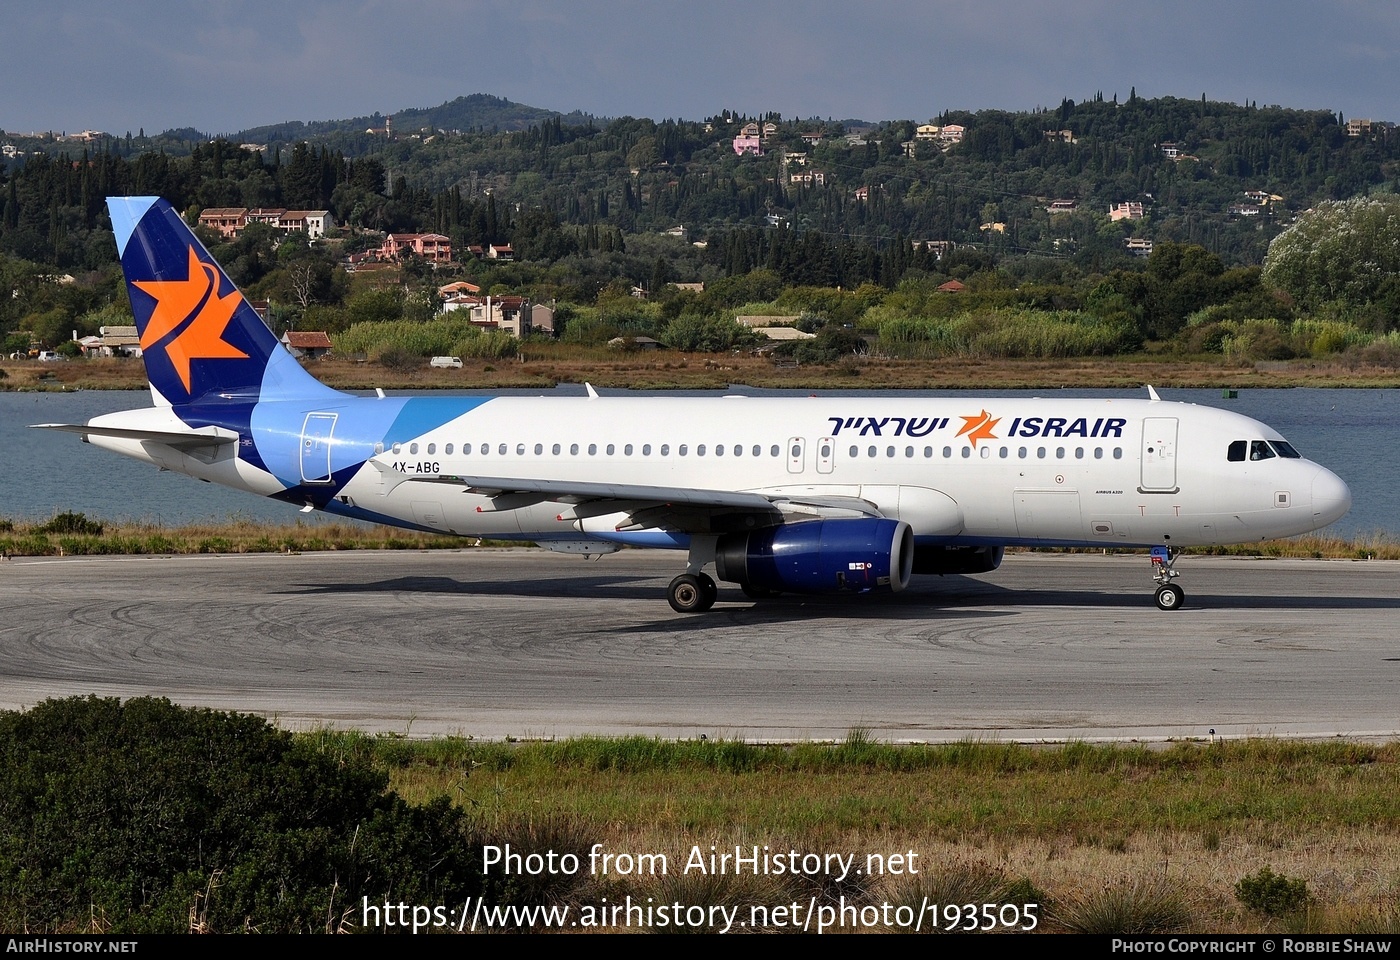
left=715, top=519, right=914, bottom=594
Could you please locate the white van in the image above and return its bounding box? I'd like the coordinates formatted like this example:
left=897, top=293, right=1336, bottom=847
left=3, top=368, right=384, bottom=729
left=430, top=356, right=463, bottom=368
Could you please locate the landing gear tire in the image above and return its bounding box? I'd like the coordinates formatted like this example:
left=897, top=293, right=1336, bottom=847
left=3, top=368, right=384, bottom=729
left=698, top=573, right=718, bottom=608
left=1155, top=583, right=1185, bottom=611
left=668, top=574, right=716, bottom=613
left=741, top=583, right=779, bottom=600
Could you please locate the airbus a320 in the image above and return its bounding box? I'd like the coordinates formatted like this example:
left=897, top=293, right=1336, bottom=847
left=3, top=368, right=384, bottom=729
left=36, top=197, right=1352, bottom=613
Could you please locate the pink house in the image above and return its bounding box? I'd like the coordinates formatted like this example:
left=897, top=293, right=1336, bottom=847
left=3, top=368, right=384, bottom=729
left=380, top=233, right=453, bottom=263
left=733, top=135, right=763, bottom=156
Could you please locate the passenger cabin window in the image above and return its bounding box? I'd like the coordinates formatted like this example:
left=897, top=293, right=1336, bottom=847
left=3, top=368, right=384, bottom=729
left=1228, top=440, right=1247, bottom=462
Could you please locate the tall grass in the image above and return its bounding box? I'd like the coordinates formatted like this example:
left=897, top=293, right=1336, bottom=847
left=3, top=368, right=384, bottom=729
left=334, top=318, right=517, bottom=359
left=349, top=734, right=1400, bottom=932
left=0, top=514, right=518, bottom=556
left=874, top=308, right=1139, bottom=359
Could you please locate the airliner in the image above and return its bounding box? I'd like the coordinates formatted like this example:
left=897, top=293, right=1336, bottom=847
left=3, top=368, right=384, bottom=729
left=35, top=197, right=1352, bottom=613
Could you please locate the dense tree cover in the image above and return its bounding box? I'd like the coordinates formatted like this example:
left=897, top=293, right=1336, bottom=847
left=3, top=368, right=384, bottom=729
left=1262, top=196, right=1400, bottom=323
left=4, top=94, right=1397, bottom=358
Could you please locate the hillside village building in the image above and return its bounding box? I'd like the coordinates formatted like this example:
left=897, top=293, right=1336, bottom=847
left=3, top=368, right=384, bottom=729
left=1109, top=202, right=1144, bottom=222
left=379, top=233, right=452, bottom=263
left=196, top=208, right=335, bottom=239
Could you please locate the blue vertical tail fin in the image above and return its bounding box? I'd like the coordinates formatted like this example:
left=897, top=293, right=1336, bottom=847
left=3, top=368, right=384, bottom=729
left=109, top=197, right=342, bottom=406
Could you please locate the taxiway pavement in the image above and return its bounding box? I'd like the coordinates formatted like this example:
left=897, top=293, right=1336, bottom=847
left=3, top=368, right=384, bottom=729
left=2, top=550, right=1396, bottom=741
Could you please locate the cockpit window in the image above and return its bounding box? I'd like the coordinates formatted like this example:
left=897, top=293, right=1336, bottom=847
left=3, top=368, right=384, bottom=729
left=1228, top=440, right=1246, bottom=462
left=1270, top=440, right=1302, bottom=459
left=1249, top=440, right=1276, bottom=461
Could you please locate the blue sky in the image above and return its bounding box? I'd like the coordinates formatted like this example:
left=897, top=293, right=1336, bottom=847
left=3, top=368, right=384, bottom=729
left=6, top=1, right=1397, bottom=135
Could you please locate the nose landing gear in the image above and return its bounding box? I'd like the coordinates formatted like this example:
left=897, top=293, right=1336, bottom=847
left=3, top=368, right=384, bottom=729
left=1150, top=545, right=1185, bottom=610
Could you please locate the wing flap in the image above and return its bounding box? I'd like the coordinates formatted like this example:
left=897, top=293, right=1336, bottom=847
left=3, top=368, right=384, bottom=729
left=397, top=473, right=782, bottom=511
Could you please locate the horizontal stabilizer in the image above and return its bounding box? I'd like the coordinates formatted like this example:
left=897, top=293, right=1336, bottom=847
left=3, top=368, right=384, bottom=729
left=31, top=422, right=239, bottom=452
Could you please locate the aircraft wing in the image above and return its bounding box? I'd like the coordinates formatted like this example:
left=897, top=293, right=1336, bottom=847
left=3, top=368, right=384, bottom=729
left=31, top=423, right=239, bottom=452
left=384, top=472, right=885, bottom=531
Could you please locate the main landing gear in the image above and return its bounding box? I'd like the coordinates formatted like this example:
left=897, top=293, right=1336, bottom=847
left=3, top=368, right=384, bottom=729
left=668, top=535, right=719, bottom=613
left=1150, top=545, right=1185, bottom=611
left=668, top=572, right=718, bottom=613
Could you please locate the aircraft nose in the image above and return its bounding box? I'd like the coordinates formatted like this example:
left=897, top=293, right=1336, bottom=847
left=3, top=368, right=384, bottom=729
left=1311, top=467, right=1352, bottom=527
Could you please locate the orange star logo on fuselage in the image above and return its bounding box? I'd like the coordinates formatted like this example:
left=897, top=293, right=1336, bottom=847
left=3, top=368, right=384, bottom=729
left=956, top=409, right=1001, bottom=447
left=133, top=246, right=248, bottom=393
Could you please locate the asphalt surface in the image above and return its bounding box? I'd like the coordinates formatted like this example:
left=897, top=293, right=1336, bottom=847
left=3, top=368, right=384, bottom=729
left=2, top=549, right=1397, bottom=741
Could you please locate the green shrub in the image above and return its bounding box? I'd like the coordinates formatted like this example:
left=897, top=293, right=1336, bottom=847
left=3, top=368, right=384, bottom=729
left=0, top=697, right=489, bottom=933
left=36, top=511, right=103, bottom=535
left=1235, top=866, right=1311, bottom=917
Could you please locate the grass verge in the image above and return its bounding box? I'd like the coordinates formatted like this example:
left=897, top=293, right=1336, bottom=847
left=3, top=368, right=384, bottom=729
left=1, top=512, right=1393, bottom=560
left=300, top=733, right=1400, bottom=933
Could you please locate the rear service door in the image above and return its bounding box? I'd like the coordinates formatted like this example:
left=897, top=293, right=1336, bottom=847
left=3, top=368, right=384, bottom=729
left=300, top=412, right=337, bottom=484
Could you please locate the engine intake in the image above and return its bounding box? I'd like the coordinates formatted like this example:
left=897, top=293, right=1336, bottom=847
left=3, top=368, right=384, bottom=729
left=715, top=519, right=914, bottom=594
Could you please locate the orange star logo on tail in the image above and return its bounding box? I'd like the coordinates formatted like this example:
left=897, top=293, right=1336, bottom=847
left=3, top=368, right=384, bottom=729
left=956, top=409, right=1001, bottom=447
left=133, top=246, right=248, bottom=393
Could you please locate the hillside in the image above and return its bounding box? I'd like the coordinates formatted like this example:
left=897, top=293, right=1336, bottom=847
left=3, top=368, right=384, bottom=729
left=4, top=91, right=1400, bottom=375
left=232, top=93, right=592, bottom=143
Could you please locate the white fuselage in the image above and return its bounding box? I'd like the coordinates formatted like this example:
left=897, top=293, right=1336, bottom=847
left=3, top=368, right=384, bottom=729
left=85, top=394, right=1352, bottom=550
